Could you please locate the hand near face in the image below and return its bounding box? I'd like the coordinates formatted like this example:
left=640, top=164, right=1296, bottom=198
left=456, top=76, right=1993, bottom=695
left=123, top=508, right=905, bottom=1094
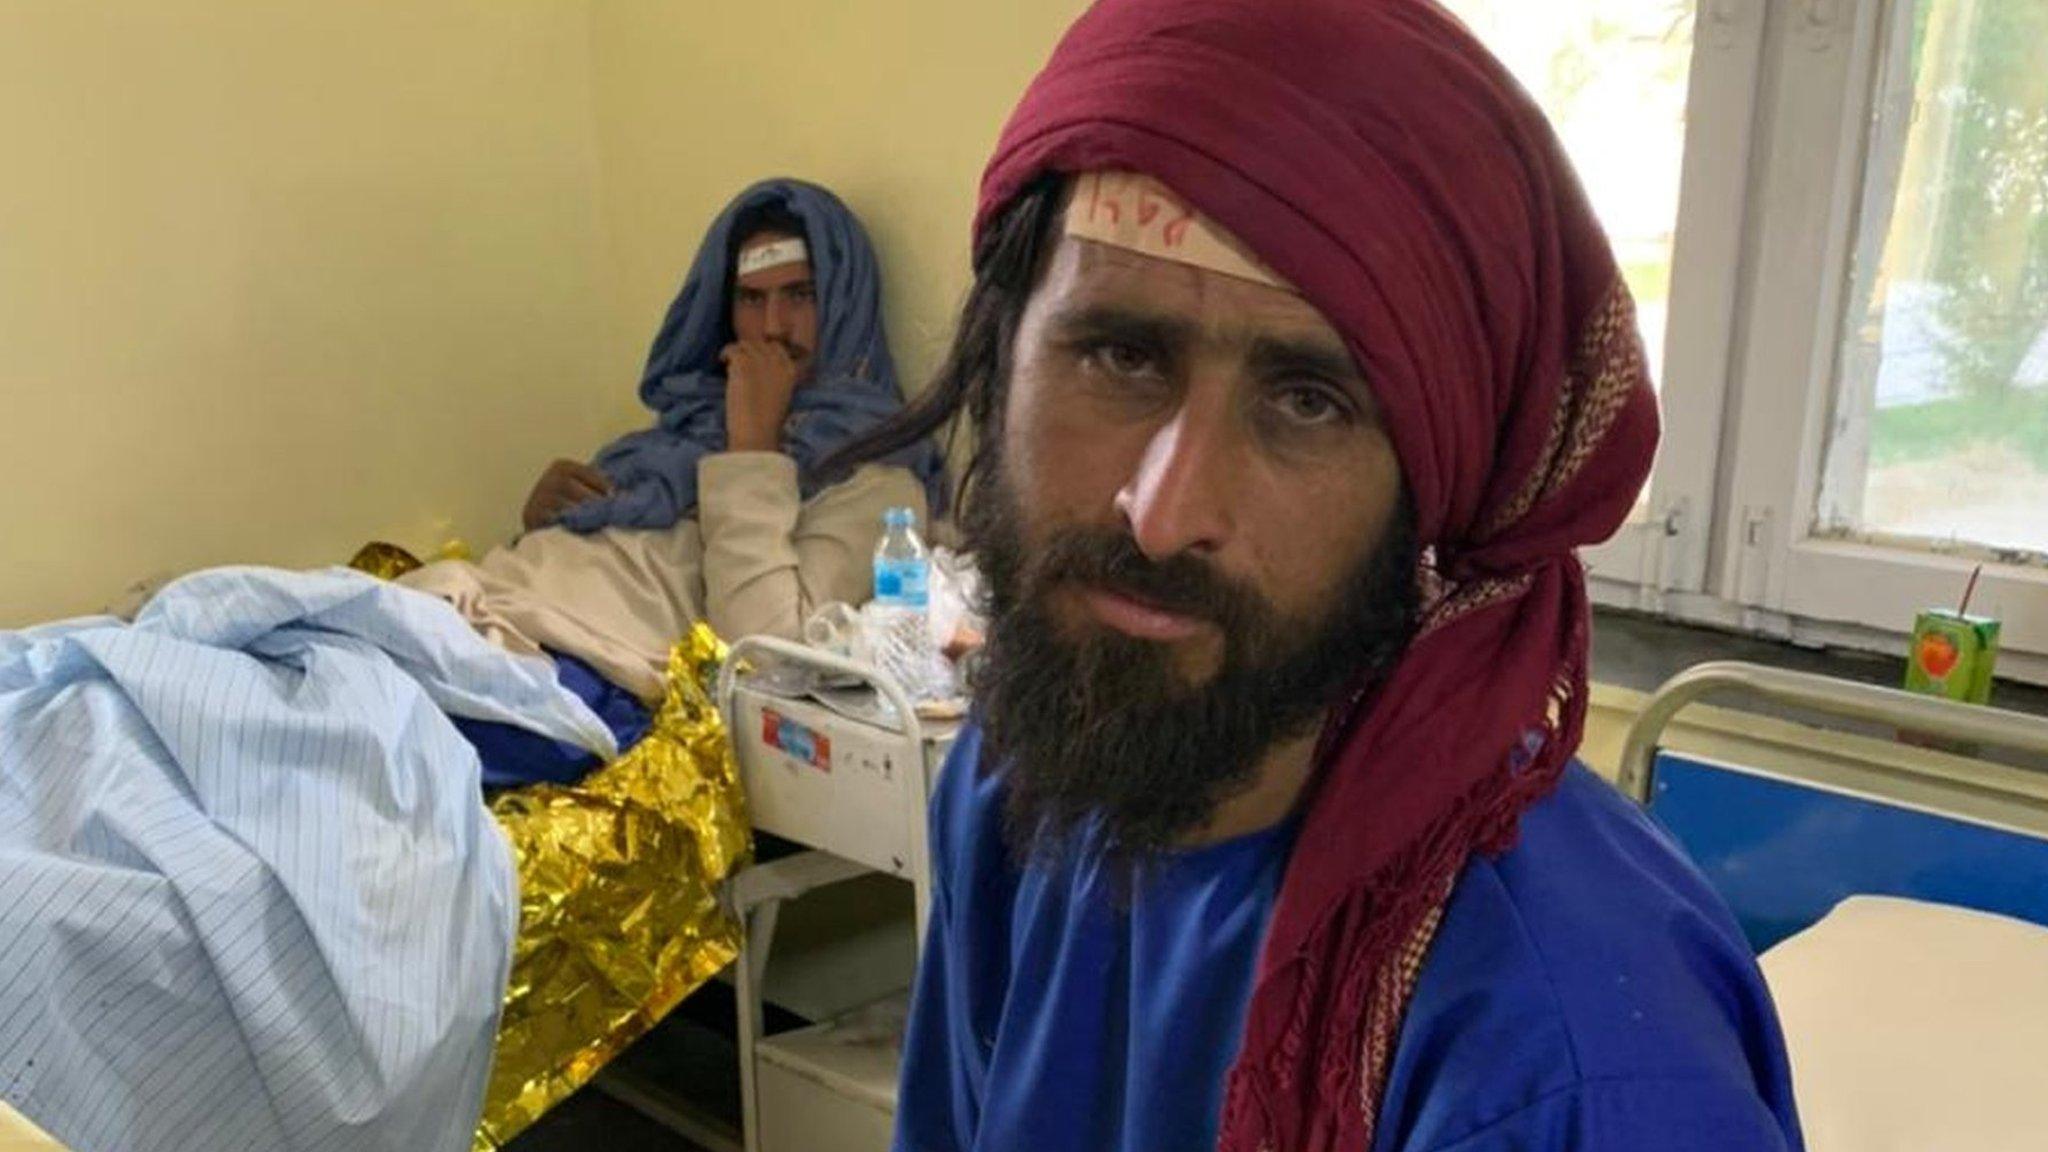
left=723, top=339, right=802, bottom=453
left=522, top=459, right=615, bottom=530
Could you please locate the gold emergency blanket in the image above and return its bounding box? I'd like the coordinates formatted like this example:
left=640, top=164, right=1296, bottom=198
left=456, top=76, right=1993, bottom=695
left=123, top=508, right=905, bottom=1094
left=472, top=625, right=752, bottom=1149
left=346, top=541, right=425, bottom=581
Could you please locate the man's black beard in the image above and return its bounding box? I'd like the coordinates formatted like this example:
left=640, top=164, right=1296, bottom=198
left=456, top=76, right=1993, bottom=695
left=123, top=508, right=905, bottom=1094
left=964, top=460, right=1420, bottom=869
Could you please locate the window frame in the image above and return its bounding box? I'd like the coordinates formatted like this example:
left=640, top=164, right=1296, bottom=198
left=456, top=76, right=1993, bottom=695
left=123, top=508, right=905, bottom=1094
left=1710, top=0, right=2048, bottom=674
left=1582, top=0, right=2048, bottom=686
left=1580, top=0, right=1769, bottom=607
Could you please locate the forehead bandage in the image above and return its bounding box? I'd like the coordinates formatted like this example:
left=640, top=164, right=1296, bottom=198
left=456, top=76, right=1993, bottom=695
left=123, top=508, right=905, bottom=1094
left=736, top=236, right=809, bottom=277
left=1064, top=170, right=1292, bottom=291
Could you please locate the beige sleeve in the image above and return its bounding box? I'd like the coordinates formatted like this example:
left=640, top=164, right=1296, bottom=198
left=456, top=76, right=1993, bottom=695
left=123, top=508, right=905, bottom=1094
left=696, top=453, right=927, bottom=642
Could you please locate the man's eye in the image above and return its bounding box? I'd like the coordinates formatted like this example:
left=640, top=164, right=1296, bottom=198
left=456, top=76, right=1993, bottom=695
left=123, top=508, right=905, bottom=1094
left=1083, top=341, right=1161, bottom=379
left=1270, top=384, right=1348, bottom=427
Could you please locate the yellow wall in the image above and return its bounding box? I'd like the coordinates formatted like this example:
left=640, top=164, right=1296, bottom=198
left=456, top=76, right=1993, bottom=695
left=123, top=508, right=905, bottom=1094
left=0, top=3, right=644, bottom=624
left=1, top=2, right=1086, bottom=626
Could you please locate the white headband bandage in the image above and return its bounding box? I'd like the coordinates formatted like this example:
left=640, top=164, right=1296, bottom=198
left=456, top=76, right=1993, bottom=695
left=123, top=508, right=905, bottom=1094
left=1064, top=171, right=1292, bottom=291
left=736, top=236, right=809, bottom=278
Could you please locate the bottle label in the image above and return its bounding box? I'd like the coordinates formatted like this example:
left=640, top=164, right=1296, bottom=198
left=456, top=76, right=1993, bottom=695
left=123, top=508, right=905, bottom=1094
left=875, top=559, right=930, bottom=606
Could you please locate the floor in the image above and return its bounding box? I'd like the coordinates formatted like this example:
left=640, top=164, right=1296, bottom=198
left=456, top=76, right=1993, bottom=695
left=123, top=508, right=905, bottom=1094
left=506, top=1086, right=710, bottom=1152
left=503, top=983, right=756, bottom=1152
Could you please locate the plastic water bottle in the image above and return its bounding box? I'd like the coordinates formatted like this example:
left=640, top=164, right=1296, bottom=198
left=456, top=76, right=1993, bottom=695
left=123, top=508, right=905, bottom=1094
left=871, top=507, right=937, bottom=695
left=873, top=506, right=931, bottom=611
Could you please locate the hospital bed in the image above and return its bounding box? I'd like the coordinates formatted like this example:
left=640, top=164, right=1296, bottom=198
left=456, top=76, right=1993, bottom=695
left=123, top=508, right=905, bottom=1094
left=0, top=617, right=749, bottom=1152
left=1621, top=662, right=2048, bottom=1152
left=697, top=635, right=957, bottom=1152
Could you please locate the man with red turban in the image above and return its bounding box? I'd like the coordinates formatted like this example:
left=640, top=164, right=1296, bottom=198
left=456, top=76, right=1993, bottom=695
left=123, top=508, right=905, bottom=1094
left=835, top=1, right=1804, bottom=1148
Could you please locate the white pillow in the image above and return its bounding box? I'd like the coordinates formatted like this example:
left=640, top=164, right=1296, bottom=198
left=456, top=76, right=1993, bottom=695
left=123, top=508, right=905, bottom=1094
left=1760, top=895, right=2048, bottom=1152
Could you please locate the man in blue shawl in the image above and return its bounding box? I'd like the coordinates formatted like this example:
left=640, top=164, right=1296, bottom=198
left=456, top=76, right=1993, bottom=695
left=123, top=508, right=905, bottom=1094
left=528, top=179, right=943, bottom=530
left=403, top=179, right=945, bottom=785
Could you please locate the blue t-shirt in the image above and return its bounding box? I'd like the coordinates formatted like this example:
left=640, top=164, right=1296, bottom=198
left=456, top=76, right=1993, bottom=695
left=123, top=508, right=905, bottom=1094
left=894, top=722, right=1804, bottom=1151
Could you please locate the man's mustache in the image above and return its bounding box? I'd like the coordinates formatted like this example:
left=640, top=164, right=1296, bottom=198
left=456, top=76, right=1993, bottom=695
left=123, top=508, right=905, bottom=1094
left=1034, top=527, right=1264, bottom=631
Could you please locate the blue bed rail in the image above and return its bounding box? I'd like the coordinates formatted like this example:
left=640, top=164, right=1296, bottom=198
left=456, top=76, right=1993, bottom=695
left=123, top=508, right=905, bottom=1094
left=1619, top=662, right=2048, bottom=952
left=1647, top=751, right=2048, bottom=951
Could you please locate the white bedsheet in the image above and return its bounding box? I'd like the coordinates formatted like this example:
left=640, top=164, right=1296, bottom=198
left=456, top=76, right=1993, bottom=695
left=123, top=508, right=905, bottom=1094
left=0, top=567, right=614, bottom=1152
left=1762, top=895, right=2048, bottom=1152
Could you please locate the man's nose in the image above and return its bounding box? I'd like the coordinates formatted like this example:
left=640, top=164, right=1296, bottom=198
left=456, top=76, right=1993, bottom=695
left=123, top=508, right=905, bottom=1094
left=1113, top=380, right=1241, bottom=562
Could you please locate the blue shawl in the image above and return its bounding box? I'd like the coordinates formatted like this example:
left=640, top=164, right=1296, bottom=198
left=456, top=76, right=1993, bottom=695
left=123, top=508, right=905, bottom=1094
left=561, top=178, right=944, bottom=532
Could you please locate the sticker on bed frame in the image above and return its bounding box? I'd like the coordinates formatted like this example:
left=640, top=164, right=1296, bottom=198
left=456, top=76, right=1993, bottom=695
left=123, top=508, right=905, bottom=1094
left=762, top=707, right=831, bottom=772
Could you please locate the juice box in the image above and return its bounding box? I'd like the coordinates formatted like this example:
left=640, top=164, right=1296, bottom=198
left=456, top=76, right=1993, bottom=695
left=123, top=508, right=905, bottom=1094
left=1904, top=610, right=2001, bottom=704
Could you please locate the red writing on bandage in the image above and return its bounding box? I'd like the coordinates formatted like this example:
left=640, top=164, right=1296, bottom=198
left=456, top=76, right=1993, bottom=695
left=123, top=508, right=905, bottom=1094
left=1065, top=170, right=1290, bottom=289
